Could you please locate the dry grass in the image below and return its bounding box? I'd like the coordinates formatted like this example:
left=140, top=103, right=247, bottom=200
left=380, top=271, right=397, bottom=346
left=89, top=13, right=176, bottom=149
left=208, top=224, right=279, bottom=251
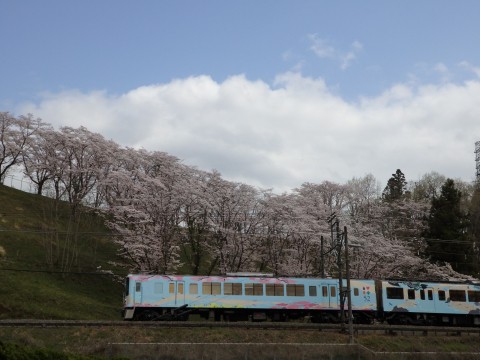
left=1, top=326, right=480, bottom=358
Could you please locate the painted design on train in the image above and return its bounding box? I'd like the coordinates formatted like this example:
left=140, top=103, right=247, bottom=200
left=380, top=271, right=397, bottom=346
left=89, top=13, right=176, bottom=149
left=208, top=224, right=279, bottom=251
left=123, top=274, right=480, bottom=326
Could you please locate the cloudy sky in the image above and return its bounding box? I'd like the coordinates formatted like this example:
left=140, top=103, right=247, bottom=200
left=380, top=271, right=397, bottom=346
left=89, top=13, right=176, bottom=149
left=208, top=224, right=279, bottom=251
left=2, top=1, right=480, bottom=192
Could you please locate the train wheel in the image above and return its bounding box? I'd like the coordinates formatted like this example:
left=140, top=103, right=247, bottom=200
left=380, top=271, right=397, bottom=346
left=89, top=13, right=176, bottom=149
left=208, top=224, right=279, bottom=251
left=138, top=310, right=161, bottom=321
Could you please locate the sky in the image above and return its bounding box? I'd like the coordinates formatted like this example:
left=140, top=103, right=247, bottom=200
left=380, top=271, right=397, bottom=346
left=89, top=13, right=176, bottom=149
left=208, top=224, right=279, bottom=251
left=2, top=0, right=480, bottom=192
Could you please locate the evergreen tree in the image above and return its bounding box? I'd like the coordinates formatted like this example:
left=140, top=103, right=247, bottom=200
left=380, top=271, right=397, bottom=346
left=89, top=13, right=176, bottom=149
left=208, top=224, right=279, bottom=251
left=382, top=169, right=408, bottom=202
left=425, top=179, right=472, bottom=273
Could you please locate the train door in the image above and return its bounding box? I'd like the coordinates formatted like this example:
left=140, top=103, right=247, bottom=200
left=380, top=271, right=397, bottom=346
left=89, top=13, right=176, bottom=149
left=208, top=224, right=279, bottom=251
left=134, top=281, right=143, bottom=304
left=169, top=281, right=186, bottom=306
left=419, top=287, right=436, bottom=313
left=322, top=284, right=339, bottom=308
left=330, top=285, right=339, bottom=308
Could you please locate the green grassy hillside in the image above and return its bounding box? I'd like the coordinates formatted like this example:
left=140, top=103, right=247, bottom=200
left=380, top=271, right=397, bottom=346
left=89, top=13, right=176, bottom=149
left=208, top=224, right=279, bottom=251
left=0, top=184, right=126, bottom=320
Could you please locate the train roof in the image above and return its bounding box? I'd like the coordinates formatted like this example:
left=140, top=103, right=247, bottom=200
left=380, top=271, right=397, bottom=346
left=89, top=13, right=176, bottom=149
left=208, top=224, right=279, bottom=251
left=126, top=273, right=375, bottom=281
left=126, top=273, right=479, bottom=285
left=382, top=278, right=480, bottom=286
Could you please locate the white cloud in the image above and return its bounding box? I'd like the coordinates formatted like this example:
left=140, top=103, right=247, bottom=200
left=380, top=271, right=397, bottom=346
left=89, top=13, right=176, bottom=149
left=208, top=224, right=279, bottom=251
left=433, top=62, right=453, bottom=83
left=309, top=35, right=363, bottom=70
left=18, top=73, right=480, bottom=192
left=434, top=62, right=448, bottom=74
left=459, top=61, right=480, bottom=78
left=340, top=41, right=363, bottom=70
left=309, top=34, right=336, bottom=59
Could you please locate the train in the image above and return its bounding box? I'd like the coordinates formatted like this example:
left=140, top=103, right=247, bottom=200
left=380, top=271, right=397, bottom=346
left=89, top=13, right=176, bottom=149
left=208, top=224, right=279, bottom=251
left=122, top=273, right=480, bottom=326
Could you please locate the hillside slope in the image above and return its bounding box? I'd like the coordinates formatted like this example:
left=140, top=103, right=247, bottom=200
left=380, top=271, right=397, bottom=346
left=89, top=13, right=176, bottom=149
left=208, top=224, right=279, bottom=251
left=0, top=184, right=125, bottom=320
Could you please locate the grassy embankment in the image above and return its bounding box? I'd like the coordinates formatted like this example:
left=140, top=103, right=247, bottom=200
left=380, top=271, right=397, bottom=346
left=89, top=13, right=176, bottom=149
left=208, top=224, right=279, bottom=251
left=0, top=184, right=125, bottom=320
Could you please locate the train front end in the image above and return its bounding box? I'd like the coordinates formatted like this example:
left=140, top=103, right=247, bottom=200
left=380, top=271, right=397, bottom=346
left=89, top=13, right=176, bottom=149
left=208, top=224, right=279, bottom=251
left=122, top=274, right=136, bottom=320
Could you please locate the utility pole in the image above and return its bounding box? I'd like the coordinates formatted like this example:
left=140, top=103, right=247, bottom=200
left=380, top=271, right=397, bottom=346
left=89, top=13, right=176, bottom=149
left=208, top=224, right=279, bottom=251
left=320, top=235, right=325, bottom=278
left=336, top=220, right=345, bottom=331
left=328, top=213, right=348, bottom=333
left=476, top=141, right=480, bottom=182
left=344, top=226, right=354, bottom=344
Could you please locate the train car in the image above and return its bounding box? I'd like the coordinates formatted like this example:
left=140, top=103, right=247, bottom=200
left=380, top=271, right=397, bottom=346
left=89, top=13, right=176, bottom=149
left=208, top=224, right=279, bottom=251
left=123, top=274, right=377, bottom=323
left=379, top=280, right=480, bottom=326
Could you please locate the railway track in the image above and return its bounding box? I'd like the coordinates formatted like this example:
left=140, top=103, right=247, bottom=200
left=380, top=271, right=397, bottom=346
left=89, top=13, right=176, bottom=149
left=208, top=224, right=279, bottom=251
left=1, top=319, right=480, bottom=336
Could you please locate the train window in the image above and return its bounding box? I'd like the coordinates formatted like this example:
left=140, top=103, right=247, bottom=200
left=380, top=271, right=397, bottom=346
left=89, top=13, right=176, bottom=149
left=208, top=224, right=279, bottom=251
left=244, top=283, right=263, bottom=296
left=189, top=283, right=198, bottom=295
left=468, top=290, right=480, bottom=302
left=212, top=283, right=221, bottom=295
left=253, top=283, right=264, bottom=296
left=309, top=286, right=317, bottom=297
left=407, top=289, right=415, bottom=300
left=266, top=284, right=284, bottom=296
left=427, top=290, right=433, bottom=301
left=438, top=290, right=446, bottom=301
left=420, top=289, right=425, bottom=300
left=233, top=283, right=242, bottom=295
left=287, top=284, right=305, bottom=297
left=386, top=287, right=404, bottom=300
left=331, top=287, right=336, bottom=297
left=224, top=283, right=242, bottom=295
left=275, top=284, right=285, bottom=296
left=322, top=286, right=328, bottom=297
left=202, top=282, right=210, bottom=295
left=353, top=288, right=359, bottom=297
left=135, top=282, right=141, bottom=292
left=154, top=283, right=163, bottom=294
left=450, top=290, right=466, bottom=302
left=169, top=283, right=174, bottom=294
left=266, top=284, right=273, bottom=296
left=286, top=284, right=294, bottom=296
left=201, top=282, right=221, bottom=295
left=178, top=283, right=184, bottom=295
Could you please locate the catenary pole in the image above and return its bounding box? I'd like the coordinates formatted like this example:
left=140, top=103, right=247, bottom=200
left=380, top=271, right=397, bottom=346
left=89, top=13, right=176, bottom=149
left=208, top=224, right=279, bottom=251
left=344, top=226, right=354, bottom=344
left=320, top=235, right=325, bottom=278
left=337, top=220, right=345, bottom=331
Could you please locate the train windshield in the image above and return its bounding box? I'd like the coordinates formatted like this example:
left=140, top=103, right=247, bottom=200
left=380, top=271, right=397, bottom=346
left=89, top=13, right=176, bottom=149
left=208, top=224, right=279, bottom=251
left=125, top=277, right=130, bottom=296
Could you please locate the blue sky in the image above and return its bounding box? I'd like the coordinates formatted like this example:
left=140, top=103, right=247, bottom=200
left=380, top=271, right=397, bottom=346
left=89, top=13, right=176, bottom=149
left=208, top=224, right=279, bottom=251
left=2, top=1, right=480, bottom=191
left=4, top=0, right=479, bottom=101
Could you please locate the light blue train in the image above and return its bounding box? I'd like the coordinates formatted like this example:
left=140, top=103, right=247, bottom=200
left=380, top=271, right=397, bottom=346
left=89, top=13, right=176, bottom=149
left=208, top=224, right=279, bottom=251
left=380, top=280, right=480, bottom=326
left=123, top=274, right=480, bottom=325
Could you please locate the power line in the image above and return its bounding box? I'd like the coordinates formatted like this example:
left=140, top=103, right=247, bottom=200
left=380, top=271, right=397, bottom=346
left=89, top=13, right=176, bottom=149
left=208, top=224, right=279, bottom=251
left=0, top=229, right=112, bottom=236
left=0, top=267, right=119, bottom=276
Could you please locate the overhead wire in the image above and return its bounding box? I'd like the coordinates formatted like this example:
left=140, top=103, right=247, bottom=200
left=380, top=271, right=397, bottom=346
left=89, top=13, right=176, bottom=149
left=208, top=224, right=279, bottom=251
left=0, top=267, right=118, bottom=275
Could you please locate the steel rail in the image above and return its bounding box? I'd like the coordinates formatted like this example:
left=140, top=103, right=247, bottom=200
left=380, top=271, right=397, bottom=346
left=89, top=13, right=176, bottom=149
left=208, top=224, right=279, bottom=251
left=1, top=320, right=480, bottom=335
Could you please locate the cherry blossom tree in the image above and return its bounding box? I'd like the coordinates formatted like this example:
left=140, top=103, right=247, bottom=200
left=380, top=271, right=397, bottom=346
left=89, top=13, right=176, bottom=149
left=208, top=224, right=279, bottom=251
left=180, top=168, right=215, bottom=275
left=54, top=126, right=115, bottom=213
left=206, top=172, right=266, bottom=274
left=345, top=174, right=381, bottom=219
left=103, top=149, right=188, bottom=273
left=21, top=124, right=56, bottom=195
left=323, top=174, right=433, bottom=280
left=411, top=171, right=446, bottom=202
left=6, top=112, right=475, bottom=280
left=0, top=112, right=47, bottom=184
left=257, top=193, right=296, bottom=275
